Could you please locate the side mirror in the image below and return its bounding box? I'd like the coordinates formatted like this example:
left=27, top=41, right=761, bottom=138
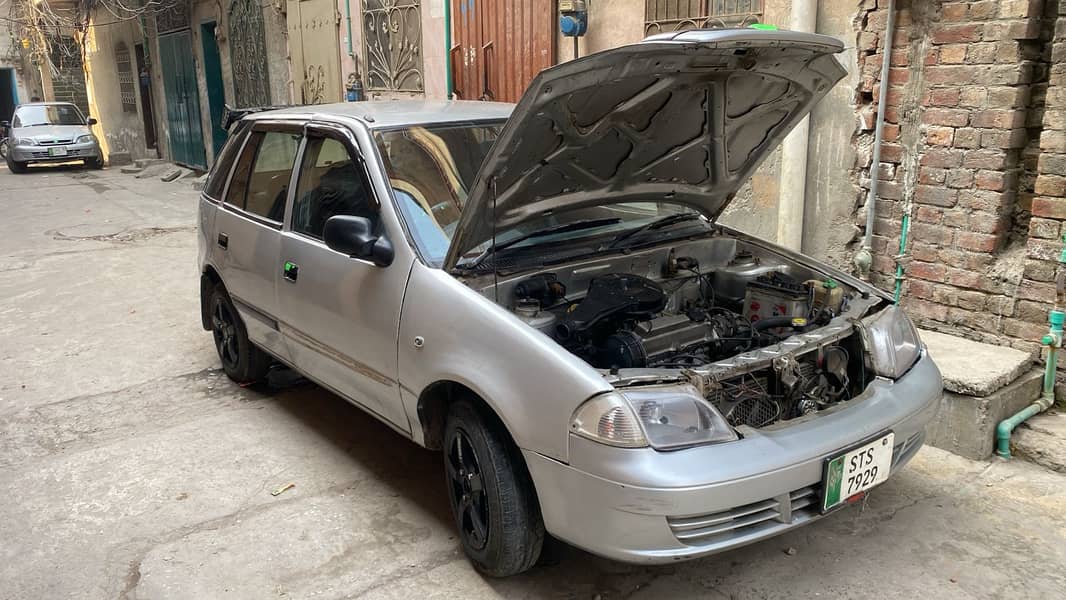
left=0, top=121, right=9, bottom=128
left=323, top=215, right=394, bottom=267
left=86, top=117, right=98, bottom=126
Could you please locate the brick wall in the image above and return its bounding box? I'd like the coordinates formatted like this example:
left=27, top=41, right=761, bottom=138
left=854, top=0, right=1061, bottom=356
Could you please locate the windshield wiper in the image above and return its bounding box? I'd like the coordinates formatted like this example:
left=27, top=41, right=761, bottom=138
left=603, top=213, right=704, bottom=250
left=462, top=218, right=622, bottom=268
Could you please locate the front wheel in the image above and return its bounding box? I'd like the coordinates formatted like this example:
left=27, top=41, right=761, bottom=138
left=208, top=286, right=272, bottom=383
left=6, top=155, right=27, bottom=174
left=0, top=139, right=8, bottom=159
left=85, top=156, right=104, bottom=169
left=444, top=400, right=544, bottom=577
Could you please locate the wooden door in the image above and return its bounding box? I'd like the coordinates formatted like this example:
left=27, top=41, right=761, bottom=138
left=159, top=32, right=207, bottom=169
left=451, top=0, right=554, bottom=103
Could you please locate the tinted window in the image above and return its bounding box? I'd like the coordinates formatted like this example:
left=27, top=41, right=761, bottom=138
left=244, top=131, right=300, bottom=221
left=13, top=104, right=85, bottom=127
left=204, top=121, right=251, bottom=200
left=291, top=136, right=377, bottom=239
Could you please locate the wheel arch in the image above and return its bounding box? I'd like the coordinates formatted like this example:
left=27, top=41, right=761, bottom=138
left=417, top=379, right=521, bottom=452
left=200, top=264, right=224, bottom=330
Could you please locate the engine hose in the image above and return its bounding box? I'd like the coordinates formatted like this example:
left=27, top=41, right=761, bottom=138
left=752, top=316, right=804, bottom=332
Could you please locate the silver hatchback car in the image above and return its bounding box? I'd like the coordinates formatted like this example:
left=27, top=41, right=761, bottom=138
left=4, top=102, right=103, bottom=173
left=198, top=29, right=942, bottom=576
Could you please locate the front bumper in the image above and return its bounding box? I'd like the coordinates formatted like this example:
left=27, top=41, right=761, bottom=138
left=10, top=141, right=100, bottom=163
left=524, top=351, right=942, bottom=564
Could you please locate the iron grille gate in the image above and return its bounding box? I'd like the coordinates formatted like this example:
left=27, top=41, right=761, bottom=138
left=362, top=0, right=424, bottom=92
left=644, top=0, right=763, bottom=35
left=228, top=0, right=272, bottom=106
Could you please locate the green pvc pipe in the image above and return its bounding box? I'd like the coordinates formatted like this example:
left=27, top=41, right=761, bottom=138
left=893, top=212, right=909, bottom=305
left=445, top=0, right=453, bottom=99
left=345, top=1, right=354, bottom=57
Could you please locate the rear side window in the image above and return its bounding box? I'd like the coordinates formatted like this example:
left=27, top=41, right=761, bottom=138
left=204, top=121, right=251, bottom=200
left=291, top=136, right=378, bottom=239
left=224, top=132, right=262, bottom=208
left=244, top=131, right=301, bottom=221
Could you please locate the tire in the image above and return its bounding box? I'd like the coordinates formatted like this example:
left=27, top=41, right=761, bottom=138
left=444, top=399, right=544, bottom=577
left=208, top=285, right=272, bottom=383
left=0, top=139, right=8, bottom=159
left=86, top=156, right=104, bottom=170
left=6, top=155, right=27, bottom=174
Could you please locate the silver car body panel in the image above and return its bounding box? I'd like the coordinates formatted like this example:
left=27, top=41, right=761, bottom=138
left=443, top=29, right=847, bottom=268
left=196, top=40, right=940, bottom=564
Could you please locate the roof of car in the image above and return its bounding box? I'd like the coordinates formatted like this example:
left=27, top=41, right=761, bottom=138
left=17, top=102, right=79, bottom=108
left=247, top=100, right=514, bottom=128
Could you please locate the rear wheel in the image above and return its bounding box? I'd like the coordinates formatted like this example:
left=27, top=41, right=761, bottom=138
left=208, top=286, right=272, bottom=383
left=444, top=400, right=544, bottom=577
left=0, top=139, right=8, bottom=159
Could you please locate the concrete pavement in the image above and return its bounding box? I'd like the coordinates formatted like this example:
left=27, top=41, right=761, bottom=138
left=2, top=162, right=1065, bottom=599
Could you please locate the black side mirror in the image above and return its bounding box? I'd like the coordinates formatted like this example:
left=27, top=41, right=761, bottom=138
left=323, top=215, right=394, bottom=267
left=86, top=117, right=98, bottom=126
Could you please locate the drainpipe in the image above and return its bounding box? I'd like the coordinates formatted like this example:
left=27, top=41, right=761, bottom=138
left=996, top=236, right=1066, bottom=458
left=776, top=0, right=817, bottom=251
left=854, top=0, right=896, bottom=279
left=445, top=0, right=453, bottom=99
left=345, top=0, right=355, bottom=57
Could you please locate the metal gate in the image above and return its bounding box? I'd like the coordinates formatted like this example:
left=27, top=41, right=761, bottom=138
left=450, top=0, right=554, bottom=103
left=158, top=31, right=207, bottom=169
left=228, top=0, right=272, bottom=106
left=287, top=0, right=343, bottom=104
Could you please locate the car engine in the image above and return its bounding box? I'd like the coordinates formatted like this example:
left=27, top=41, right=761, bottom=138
left=505, top=249, right=866, bottom=428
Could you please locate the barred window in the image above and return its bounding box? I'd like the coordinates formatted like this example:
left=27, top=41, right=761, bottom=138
left=115, top=42, right=136, bottom=113
left=362, top=0, right=424, bottom=92
left=644, top=0, right=763, bottom=36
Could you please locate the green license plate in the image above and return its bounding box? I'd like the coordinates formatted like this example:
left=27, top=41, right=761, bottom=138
left=822, top=432, right=894, bottom=512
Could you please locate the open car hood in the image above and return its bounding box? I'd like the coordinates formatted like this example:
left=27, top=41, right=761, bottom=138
left=443, top=28, right=846, bottom=271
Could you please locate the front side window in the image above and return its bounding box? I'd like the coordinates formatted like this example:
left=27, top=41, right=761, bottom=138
left=291, top=136, right=378, bottom=239
left=13, top=104, right=85, bottom=127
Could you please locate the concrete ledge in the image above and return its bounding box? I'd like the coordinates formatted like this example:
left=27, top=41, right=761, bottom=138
left=926, top=368, right=1043, bottom=460
left=920, top=329, right=1032, bottom=397
left=1012, top=411, right=1066, bottom=472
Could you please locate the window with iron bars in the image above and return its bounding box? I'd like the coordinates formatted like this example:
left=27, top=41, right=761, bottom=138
left=644, top=0, right=763, bottom=36
left=116, top=42, right=137, bottom=113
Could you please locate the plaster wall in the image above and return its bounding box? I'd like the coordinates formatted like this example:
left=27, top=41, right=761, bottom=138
left=83, top=14, right=151, bottom=163
left=0, top=24, right=43, bottom=113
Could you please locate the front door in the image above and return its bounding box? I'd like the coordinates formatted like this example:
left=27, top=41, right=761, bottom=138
left=159, top=31, right=207, bottom=169
left=200, top=22, right=228, bottom=159
left=276, top=125, right=410, bottom=431
left=451, top=0, right=554, bottom=102
left=286, top=0, right=343, bottom=104
left=213, top=122, right=302, bottom=360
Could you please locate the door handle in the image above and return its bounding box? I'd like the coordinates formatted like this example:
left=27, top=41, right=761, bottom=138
left=217, top=232, right=228, bottom=249
left=283, top=261, right=299, bottom=282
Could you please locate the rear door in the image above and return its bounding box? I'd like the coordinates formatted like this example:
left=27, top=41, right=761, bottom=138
left=275, top=122, right=411, bottom=431
left=213, top=121, right=302, bottom=360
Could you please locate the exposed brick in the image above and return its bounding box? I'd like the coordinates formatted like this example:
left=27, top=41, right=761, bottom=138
left=1017, top=299, right=1053, bottom=322
left=966, top=42, right=998, bottom=64
left=940, top=3, right=969, bottom=22
left=911, top=242, right=941, bottom=262
left=956, top=290, right=987, bottom=311
left=919, top=167, right=947, bottom=185
left=1039, top=154, right=1066, bottom=176
left=907, top=279, right=935, bottom=300
left=1015, top=279, right=1056, bottom=303
left=910, top=222, right=956, bottom=245
left=969, top=0, right=999, bottom=20
left=932, top=24, right=982, bottom=45
left=915, top=206, right=944, bottom=224
left=959, top=86, right=988, bottom=107
left=1028, top=196, right=1066, bottom=218
left=879, top=142, right=904, bottom=164
left=922, top=107, right=970, bottom=127
left=1024, top=259, right=1057, bottom=282
left=939, top=44, right=968, bottom=64
left=979, top=128, right=1028, bottom=149
left=946, top=169, right=974, bottom=188
left=881, top=122, right=901, bottom=142
left=1036, top=175, right=1066, bottom=197
left=906, top=298, right=950, bottom=322
left=968, top=212, right=1008, bottom=234
left=926, top=126, right=955, bottom=146
left=972, top=109, right=1026, bottom=129
left=1028, top=237, right=1066, bottom=261
left=926, top=65, right=978, bottom=86
left=958, top=190, right=1010, bottom=211
left=975, top=170, right=1007, bottom=191
left=909, top=261, right=948, bottom=283
left=921, top=148, right=964, bottom=168
left=927, top=88, right=961, bottom=107
left=915, top=185, right=959, bottom=207
left=956, top=231, right=999, bottom=252
left=1004, top=318, right=1048, bottom=341
left=953, top=128, right=981, bottom=148
left=962, top=150, right=1008, bottom=170
left=1029, top=217, right=1061, bottom=239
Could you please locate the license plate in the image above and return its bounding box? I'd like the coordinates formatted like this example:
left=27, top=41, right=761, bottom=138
left=48, top=147, right=68, bottom=157
left=822, top=432, right=894, bottom=512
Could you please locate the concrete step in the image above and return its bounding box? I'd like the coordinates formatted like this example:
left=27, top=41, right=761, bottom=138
left=108, top=151, right=133, bottom=167
left=119, top=165, right=142, bottom=175
left=134, top=157, right=165, bottom=169
left=1012, top=410, right=1066, bottom=472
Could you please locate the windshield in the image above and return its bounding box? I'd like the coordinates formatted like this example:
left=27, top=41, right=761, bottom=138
left=376, top=122, right=700, bottom=267
left=13, top=104, right=85, bottom=127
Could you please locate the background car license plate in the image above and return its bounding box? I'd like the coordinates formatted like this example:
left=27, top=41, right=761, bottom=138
left=48, top=147, right=68, bottom=157
left=822, top=432, right=894, bottom=511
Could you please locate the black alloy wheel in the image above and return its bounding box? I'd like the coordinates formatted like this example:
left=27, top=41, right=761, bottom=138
left=211, top=295, right=240, bottom=372
left=447, top=428, right=490, bottom=550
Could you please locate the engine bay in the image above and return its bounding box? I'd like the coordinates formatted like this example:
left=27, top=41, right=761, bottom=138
left=482, top=235, right=876, bottom=429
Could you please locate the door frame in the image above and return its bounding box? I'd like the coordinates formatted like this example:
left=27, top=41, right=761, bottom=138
left=200, top=20, right=228, bottom=160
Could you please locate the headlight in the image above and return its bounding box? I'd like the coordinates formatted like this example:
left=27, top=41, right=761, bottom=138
left=571, top=385, right=737, bottom=450
left=76, top=134, right=94, bottom=144
left=16, top=137, right=38, bottom=146
left=862, top=305, right=921, bottom=379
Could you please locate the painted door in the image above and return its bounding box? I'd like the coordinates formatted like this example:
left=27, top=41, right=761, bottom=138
left=287, top=0, right=343, bottom=104
left=159, top=32, right=207, bottom=169
left=201, top=22, right=228, bottom=159
left=451, top=0, right=554, bottom=103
